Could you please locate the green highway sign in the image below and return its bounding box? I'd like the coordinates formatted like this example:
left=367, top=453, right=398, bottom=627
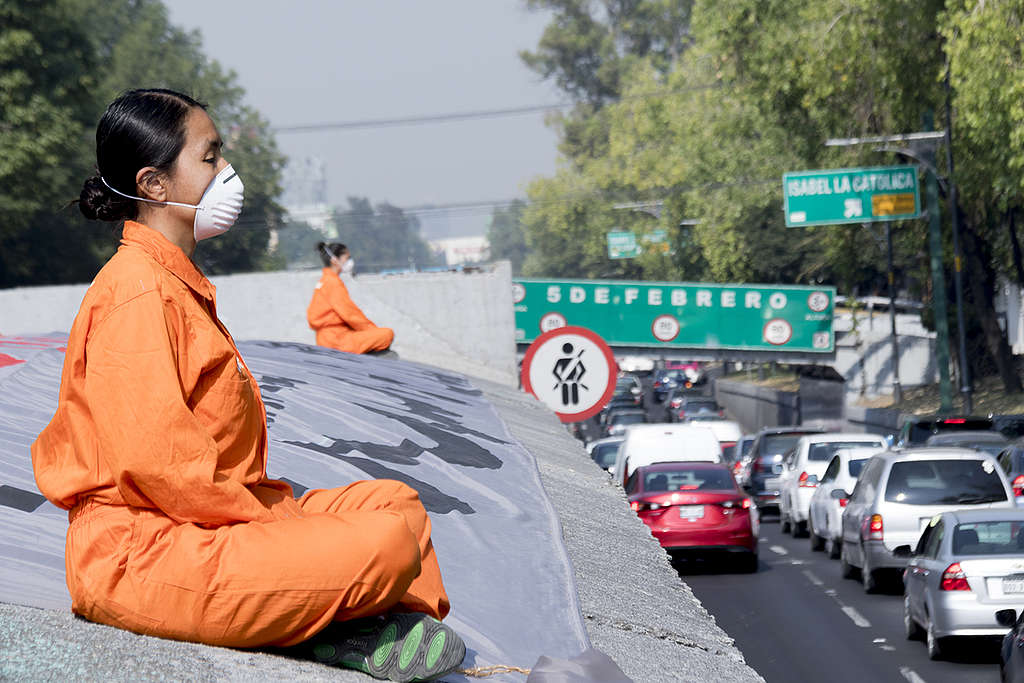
left=512, top=278, right=834, bottom=353
left=783, top=165, right=921, bottom=227
left=606, top=231, right=640, bottom=259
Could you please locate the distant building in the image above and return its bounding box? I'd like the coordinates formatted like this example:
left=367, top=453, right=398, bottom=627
left=281, top=157, right=333, bottom=235
left=429, top=236, right=490, bottom=266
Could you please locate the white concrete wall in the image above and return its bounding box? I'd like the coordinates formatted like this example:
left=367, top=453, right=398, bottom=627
left=835, top=327, right=937, bottom=399
left=0, top=261, right=517, bottom=385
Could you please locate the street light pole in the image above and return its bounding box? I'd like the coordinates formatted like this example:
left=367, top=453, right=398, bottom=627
left=885, top=222, right=902, bottom=403
left=944, top=74, right=973, bottom=414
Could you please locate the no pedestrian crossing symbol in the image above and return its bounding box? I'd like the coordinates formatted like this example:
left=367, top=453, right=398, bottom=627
left=520, top=326, right=618, bottom=423
left=783, top=165, right=921, bottom=227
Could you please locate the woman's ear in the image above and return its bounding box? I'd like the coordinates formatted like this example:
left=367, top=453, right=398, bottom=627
left=135, top=167, right=166, bottom=201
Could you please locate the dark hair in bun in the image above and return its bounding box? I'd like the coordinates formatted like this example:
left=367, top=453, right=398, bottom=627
left=78, top=88, right=206, bottom=222
left=316, top=241, right=348, bottom=267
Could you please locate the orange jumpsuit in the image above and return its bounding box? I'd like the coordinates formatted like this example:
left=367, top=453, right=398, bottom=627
left=307, top=268, right=394, bottom=354
left=31, top=221, right=449, bottom=648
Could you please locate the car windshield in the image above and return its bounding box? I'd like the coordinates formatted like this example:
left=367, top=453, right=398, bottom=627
left=740, top=439, right=754, bottom=456
left=808, top=441, right=884, bottom=461
left=590, top=443, right=620, bottom=469
left=761, top=434, right=802, bottom=457
left=847, top=459, right=868, bottom=478
left=611, top=413, right=646, bottom=425
left=721, top=444, right=738, bottom=462
left=952, top=521, right=1024, bottom=556
left=685, top=400, right=717, bottom=410
left=884, top=459, right=1008, bottom=505
left=645, top=469, right=735, bottom=492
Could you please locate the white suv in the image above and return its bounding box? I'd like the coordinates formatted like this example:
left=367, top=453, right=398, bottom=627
left=778, top=433, right=887, bottom=537
left=840, top=448, right=1016, bottom=593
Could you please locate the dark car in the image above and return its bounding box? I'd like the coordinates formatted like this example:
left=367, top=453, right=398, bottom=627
left=895, top=415, right=995, bottom=448
left=664, top=393, right=723, bottom=422
left=924, top=430, right=1009, bottom=457
left=1000, top=608, right=1024, bottom=683
left=613, top=374, right=644, bottom=404
left=996, top=439, right=1024, bottom=500
left=743, top=426, right=828, bottom=510
left=652, top=369, right=692, bottom=402
left=599, top=396, right=643, bottom=426
left=603, top=408, right=648, bottom=437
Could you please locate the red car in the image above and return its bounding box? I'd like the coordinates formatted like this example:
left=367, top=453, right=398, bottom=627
left=627, top=462, right=759, bottom=572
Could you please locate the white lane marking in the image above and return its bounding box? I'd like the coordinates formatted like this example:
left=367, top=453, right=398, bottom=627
left=880, top=645, right=896, bottom=652
left=802, top=570, right=824, bottom=587
left=790, top=559, right=805, bottom=565
left=899, top=667, right=926, bottom=683
left=841, top=605, right=871, bottom=628
left=769, top=545, right=789, bottom=555
left=873, top=638, right=886, bottom=643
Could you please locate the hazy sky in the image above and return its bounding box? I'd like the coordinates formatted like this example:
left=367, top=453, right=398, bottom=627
left=163, top=1, right=561, bottom=236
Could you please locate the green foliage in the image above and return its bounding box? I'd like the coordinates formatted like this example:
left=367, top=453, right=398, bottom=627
left=486, top=200, right=530, bottom=275
left=331, top=197, right=442, bottom=272
left=0, top=0, right=284, bottom=286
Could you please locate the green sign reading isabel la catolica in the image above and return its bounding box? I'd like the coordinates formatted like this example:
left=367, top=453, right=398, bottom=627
left=512, top=279, right=835, bottom=353
left=783, top=165, right=921, bottom=227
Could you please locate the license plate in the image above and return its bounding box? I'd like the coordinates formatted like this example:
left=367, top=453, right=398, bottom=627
left=1005, top=578, right=1024, bottom=594
left=679, top=505, right=705, bottom=520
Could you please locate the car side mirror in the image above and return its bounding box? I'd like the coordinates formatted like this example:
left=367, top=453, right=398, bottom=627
left=829, top=489, right=850, bottom=500
left=997, top=609, right=1018, bottom=628
left=892, top=545, right=914, bottom=558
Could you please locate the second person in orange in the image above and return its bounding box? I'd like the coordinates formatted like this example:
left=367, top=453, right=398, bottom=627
left=308, top=242, right=395, bottom=354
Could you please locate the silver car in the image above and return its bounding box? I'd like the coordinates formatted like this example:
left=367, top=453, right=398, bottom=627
left=902, top=509, right=1024, bottom=660
left=840, top=448, right=1016, bottom=593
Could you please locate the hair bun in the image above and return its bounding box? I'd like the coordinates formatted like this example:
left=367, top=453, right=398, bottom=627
left=79, top=175, right=135, bottom=222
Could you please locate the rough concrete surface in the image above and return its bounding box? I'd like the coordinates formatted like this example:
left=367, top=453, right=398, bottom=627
left=1, top=362, right=761, bottom=683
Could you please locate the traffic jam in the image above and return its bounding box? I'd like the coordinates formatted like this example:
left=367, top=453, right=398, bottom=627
left=571, top=363, right=1024, bottom=683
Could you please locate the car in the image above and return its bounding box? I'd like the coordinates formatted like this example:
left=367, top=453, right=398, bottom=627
left=732, top=434, right=756, bottom=482
left=777, top=433, right=887, bottom=537
left=896, top=415, right=996, bottom=447
left=627, top=461, right=758, bottom=572
left=603, top=408, right=648, bottom=438
left=613, top=423, right=723, bottom=487
left=902, top=509, right=1024, bottom=660
left=586, top=436, right=624, bottom=474
left=996, top=439, right=1024, bottom=504
left=599, top=397, right=643, bottom=426
left=665, top=393, right=723, bottom=422
left=652, top=369, right=693, bottom=402
left=613, top=374, right=644, bottom=403
left=840, top=448, right=1017, bottom=593
left=808, top=447, right=880, bottom=558
left=684, top=417, right=743, bottom=463
left=924, top=430, right=1009, bottom=457
left=742, top=426, right=828, bottom=510
left=617, top=355, right=655, bottom=375
left=1000, top=606, right=1024, bottom=683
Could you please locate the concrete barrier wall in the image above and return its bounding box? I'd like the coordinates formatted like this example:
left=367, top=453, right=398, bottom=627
left=798, top=376, right=845, bottom=423
left=714, top=379, right=800, bottom=432
left=0, top=261, right=517, bottom=385
left=844, top=405, right=902, bottom=438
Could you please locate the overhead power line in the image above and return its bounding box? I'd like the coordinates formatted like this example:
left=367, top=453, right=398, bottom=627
left=272, top=81, right=726, bottom=134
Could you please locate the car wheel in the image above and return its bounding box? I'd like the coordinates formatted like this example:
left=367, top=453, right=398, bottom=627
left=827, top=536, right=841, bottom=560
left=792, top=519, right=806, bottom=538
left=926, top=619, right=944, bottom=660
left=862, top=551, right=878, bottom=593
left=840, top=543, right=856, bottom=579
left=809, top=523, right=825, bottom=552
left=904, top=595, right=923, bottom=641
left=780, top=512, right=791, bottom=534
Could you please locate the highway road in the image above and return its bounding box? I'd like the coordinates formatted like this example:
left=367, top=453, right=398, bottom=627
left=684, top=515, right=1002, bottom=683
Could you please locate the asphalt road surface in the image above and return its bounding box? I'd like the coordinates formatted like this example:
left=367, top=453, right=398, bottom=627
left=682, top=513, right=1003, bottom=683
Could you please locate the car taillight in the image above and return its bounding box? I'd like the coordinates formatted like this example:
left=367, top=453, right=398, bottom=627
left=838, top=497, right=849, bottom=508
left=718, top=409, right=724, bottom=417
left=1014, top=475, right=1024, bottom=497
left=865, top=514, right=883, bottom=541
left=798, top=471, right=817, bottom=488
left=940, top=562, right=971, bottom=591
left=630, top=501, right=639, bottom=512
left=943, top=418, right=967, bottom=424
left=671, top=398, right=682, bottom=408
left=732, top=461, right=743, bottom=476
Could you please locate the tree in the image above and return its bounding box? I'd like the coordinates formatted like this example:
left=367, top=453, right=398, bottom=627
left=486, top=200, right=530, bottom=275
left=332, top=197, right=442, bottom=272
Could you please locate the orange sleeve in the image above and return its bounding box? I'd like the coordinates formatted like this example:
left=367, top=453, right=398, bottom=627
left=325, top=277, right=376, bottom=332
left=83, top=290, right=275, bottom=526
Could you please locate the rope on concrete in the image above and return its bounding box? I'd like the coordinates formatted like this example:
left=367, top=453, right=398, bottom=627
left=458, top=664, right=532, bottom=677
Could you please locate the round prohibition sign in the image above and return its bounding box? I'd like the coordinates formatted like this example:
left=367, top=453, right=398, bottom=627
left=763, top=318, right=793, bottom=345
left=521, top=326, right=617, bottom=423
left=651, top=314, right=681, bottom=342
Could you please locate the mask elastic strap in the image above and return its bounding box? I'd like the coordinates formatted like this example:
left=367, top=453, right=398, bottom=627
left=100, top=176, right=200, bottom=210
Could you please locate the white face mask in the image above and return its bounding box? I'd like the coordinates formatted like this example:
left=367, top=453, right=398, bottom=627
left=101, top=164, right=245, bottom=242
left=342, top=257, right=355, bottom=274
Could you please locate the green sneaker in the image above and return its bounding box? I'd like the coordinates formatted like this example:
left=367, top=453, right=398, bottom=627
left=310, top=612, right=466, bottom=682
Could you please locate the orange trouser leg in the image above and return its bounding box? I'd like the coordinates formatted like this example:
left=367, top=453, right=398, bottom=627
left=317, top=326, right=394, bottom=354
left=66, top=480, right=444, bottom=649
left=299, top=479, right=449, bottom=622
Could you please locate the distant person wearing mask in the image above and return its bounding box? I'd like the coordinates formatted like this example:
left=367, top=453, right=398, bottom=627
left=308, top=242, right=395, bottom=354
left=31, top=89, right=463, bottom=682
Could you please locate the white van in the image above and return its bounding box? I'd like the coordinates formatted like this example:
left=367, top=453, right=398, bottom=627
left=612, top=424, right=723, bottom=486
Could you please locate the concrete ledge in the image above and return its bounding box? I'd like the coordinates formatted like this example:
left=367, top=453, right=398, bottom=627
left=715, top=379, right=800, bottom=431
